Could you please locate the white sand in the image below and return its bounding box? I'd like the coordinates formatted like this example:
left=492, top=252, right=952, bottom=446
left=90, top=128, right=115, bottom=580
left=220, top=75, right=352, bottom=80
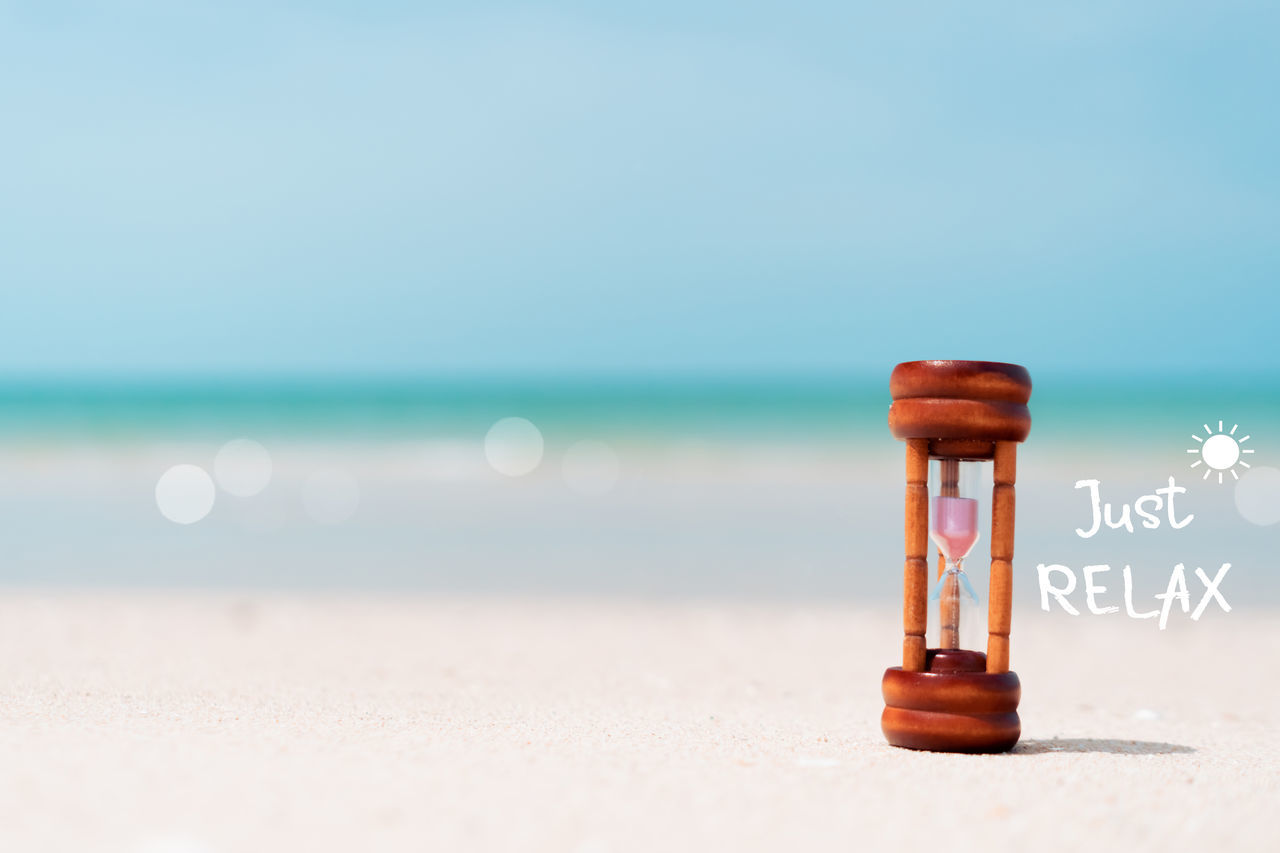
left=0, top=593, right=1274, bottom=852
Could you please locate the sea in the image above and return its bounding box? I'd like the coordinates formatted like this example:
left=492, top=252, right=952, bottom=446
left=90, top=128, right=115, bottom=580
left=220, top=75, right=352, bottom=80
left=2, top=373, right=1277, bottom=608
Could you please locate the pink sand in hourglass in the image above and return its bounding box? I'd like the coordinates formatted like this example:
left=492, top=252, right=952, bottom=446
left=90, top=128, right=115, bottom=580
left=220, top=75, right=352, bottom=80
left=930, top=496, right=979, bottom=560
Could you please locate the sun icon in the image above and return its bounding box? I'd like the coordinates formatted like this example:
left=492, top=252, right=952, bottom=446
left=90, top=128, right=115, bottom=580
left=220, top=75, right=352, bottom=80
left=1187, top=421, right=1255, bottom=483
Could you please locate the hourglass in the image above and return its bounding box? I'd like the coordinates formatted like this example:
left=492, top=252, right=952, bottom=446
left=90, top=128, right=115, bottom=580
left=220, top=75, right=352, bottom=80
left=881, top=360, right=1031, bottom=753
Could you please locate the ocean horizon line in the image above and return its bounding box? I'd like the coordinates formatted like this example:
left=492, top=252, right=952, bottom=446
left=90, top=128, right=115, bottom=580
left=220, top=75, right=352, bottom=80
left=0, top=369, right=1275, bottom=443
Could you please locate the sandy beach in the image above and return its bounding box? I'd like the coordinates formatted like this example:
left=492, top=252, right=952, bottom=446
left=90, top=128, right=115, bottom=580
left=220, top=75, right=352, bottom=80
left=0, top=593, right=1273, bottom=852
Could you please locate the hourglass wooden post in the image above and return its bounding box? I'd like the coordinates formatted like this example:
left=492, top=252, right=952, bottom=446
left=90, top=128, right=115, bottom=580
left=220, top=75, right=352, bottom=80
left=881, top=360, right=1031, bottom=753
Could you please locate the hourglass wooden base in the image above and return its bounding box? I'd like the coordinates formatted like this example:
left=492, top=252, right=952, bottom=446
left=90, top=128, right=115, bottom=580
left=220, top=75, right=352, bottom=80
left=881, top=649, right=1020, bottom=753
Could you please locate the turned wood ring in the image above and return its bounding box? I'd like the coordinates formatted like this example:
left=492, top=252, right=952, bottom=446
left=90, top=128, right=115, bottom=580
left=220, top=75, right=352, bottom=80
left=889, top=360, right=1032, bottom=449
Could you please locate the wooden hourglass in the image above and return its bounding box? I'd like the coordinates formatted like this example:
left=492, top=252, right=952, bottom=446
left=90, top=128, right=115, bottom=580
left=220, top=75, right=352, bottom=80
left=881, top=360, right=1031, bottom=753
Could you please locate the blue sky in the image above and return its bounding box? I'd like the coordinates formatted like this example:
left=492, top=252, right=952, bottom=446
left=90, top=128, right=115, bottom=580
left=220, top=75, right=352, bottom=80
left=2, top=1, right=1278, bottom=378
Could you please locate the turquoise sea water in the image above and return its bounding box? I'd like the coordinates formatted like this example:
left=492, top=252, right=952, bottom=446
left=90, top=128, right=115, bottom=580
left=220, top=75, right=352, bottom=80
left=3, top=373, right=1277, bottom=443
left=1, top=374, right=1276, bottom=606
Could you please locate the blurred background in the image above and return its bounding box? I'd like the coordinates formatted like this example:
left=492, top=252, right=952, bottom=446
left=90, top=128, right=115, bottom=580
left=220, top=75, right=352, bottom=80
left=2, top=1, right=1278, bottom=603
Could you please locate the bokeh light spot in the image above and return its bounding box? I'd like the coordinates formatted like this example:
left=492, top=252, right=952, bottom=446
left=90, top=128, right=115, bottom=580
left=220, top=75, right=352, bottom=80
left=302, top=469, right=360, bottom=524
left=1235, top=466, right=1280, bottom=526
left=155, top=464, right=216, bottom=524
left=213, top=438, right=273, bottom=497
left=562, top=440, right=621, bottom=496
left=485, top=417, right=544, bottom=477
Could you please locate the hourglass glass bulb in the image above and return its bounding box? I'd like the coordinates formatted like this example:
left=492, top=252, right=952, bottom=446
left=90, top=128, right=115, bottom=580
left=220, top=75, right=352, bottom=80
left=930, top=565, right=981, bottom=650
left=929, top=458, right=979, bottom=561
left=928, top=458, right=986, bottom=651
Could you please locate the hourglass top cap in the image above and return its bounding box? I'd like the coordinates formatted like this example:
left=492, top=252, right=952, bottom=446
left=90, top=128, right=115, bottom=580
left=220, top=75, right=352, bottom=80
left=891, top=361, right=1031, bottom=404
left=889, top=360, right=1031, bottom=443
